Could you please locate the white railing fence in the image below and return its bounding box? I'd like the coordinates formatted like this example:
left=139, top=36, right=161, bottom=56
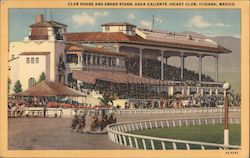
left=111, top=107, right=240, bottom=115
left=107, top=117, right=241, bottom=150
left=8, top=107, right=240, bottom=118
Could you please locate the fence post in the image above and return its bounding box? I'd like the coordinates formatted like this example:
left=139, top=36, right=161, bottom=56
left=128, top=124, right=131, bottom=132
left=151, top=140, right=155, bottom=150
left=136, top=123, right=139, bottom=130
left=172, top=142, right=177, bottom=150
left=186, top=143, right=190, bottom=150
left=166, top=120, right=169, bottom=127
left=185, top=120, right=188, bottom=126
left=134, top=137, right=139, bottom=149
left=201, top=145, right=205, bottom=150
left=161, top=121, right=164, bottom=128
left=145, top=122, right=148, bottom=129
left=138, top=122, right=142, bottom=130
left=173, top=120, right=176, bottom=127
left=179, top=120, right=182, bottom=127
left=150, top=122, right=153, bottom=129
left=118, top=134, right=123, bottom=145
left=132, top=123, right=135, bottom=131
left=122, top=135, right=127, bottom=146
left=128, top=137, right=133, bottom=148
left=155, top=121, right=158, bottom=128
left=124, top=124, right=128, bottom=132
left=161, top=141, right=166, bottom=150
left=142, top=139, right=147, bottom=150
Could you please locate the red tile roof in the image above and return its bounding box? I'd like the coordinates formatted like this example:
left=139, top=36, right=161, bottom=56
left=13, top=81, right=81, bottom=96
left=64, top=32, right=231, bottom=53
left=30, top=20, right=67, bottom=28
left=66, top=44, right=126, bottom=57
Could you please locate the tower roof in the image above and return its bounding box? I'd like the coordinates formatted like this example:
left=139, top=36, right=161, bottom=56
left=29, top=20, right=67, bottom=28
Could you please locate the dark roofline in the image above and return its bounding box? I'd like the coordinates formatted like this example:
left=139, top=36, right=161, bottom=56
left=8, top=57, right=19, bottom=62
left=101, top=22, right=136, bottom=27
left=19, top=52, right=51, bottom=55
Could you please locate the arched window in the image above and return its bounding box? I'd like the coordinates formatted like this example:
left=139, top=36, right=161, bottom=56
left=28, top=78, right=36, bottom=88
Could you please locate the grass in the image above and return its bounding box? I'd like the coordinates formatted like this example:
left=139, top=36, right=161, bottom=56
left=128, top=124, right=240, bottom=149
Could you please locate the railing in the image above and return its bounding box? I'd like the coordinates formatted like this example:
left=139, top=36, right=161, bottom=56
left=87, top=107, right=240, bottom=116
left=8, top=107, right=63, bottom=118
left=107, top=117, right=241, bottom=150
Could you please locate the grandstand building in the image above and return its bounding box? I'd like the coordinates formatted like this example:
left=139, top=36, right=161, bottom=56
left=9, top=14, right=232, bottom=98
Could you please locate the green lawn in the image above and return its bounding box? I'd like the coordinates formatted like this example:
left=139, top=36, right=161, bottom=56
left=129, top=124, right=240, bottom=149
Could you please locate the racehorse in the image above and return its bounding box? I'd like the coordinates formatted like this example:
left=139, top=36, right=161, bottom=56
left=71, top=111, right=87, bottom=133
left=90, top=113, right=117, bottom=131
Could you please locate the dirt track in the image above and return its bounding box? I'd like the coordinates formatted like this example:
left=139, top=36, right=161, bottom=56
left=8, top=112, right=240, bottom=150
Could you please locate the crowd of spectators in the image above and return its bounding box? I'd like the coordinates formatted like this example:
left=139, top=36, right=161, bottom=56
left=125, top=56, right=214, bottom=82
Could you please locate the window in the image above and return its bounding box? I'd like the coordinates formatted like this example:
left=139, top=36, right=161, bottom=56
left=31, top=57, right=34, bottom=64
left=26, top=58, right=30, bottom=64
left=105, top=26, right=110, bottom=31
left=36, top=57, right=39, bottom=63
left=66, top=54, right=78, bottom=63
left=28, top=78, right=36, bottom=88
left=119, top=26, right=123, bottom=31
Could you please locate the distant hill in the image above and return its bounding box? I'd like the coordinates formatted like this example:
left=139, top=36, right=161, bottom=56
left=168, top=34, right=241, bottom=94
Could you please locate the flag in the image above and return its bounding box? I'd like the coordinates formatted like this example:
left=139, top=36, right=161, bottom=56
left=154, top=16, right=162, bottom=23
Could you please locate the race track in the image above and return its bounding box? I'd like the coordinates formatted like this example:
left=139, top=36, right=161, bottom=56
left=8, top=112, right=240, bottom=150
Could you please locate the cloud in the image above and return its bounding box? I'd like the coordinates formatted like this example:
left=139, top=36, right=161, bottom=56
left=187, top=16, right=211, bottom=29
left=140, top=20, right=152, bottom=28
left=187, top=16, right=231, bottom=29
left=215, top=23, right=230, bottom=27
left=94, top=11, right=108, bottom=17
left=128, top=13, right=135, bottom=19
left=72, top=11, right=109, bottom=26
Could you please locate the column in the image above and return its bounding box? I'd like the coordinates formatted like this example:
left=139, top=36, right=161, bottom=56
left=116, top=44, right=120, bottom=52
left=187, top=87, right=190, bottom=96
left=139, top=48, right=143, bottom=77
left=180, top=53, right=185, bottom=80
left=78, top=54, right=81, bottom=64
left=99, top=56, right=102, bottom=65
left=209, top=89, right=213, bottom=96
left=90, top=55, right=93, bottom=64
left=85, top=54, right=88, bottom=64
left=106, top=57, right=109, bottom=65
left=161, top=50, right=164, bottom=80
left=199, top=55, right=202, bottom=82
left=95, top=55, right=98, bottom=65
left=215, top=55, right=219, bottom=82
left=116, top=57, right=120, bottom=66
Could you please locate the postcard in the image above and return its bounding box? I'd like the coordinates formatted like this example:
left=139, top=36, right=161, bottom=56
left=0, top=0, right=249, bottom=157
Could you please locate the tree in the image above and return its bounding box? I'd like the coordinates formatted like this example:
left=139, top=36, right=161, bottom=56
left=99, top=94, right=114, bottom=107
left=14, top=80, right=22, bottom=93
left=8, top=78, right=11, bottom=94
left=37, top=72, right=46, bottom=83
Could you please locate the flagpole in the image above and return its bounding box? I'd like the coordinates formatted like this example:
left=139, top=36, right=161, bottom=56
left=152, top=15, right=155, bottom=30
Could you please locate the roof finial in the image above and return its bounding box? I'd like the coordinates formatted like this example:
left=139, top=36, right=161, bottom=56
left=44, top=9, right=47, bottom=21
left=50, top=9, right=53, bottom=20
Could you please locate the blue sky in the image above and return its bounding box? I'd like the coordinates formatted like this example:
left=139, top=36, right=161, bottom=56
left=9, top=9, right=240, bottom=42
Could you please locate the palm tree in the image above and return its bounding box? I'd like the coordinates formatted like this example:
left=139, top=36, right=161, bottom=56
left=99, top=94, right=114, bottom=107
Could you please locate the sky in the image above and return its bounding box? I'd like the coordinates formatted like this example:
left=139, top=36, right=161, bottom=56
left=9, top=9, right=240, bottom=42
